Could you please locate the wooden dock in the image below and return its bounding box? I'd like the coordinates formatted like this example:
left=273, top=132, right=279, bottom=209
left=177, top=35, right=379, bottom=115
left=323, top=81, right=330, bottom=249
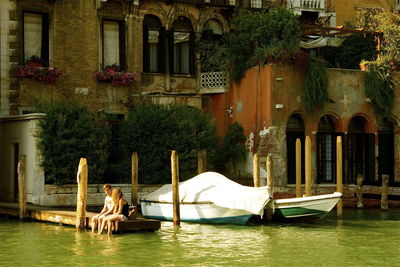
left=0, top=202, right=161, bottom=233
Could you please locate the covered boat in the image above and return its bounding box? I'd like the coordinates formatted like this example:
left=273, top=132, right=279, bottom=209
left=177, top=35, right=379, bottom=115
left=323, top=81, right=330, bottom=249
left=140, top=172, right=272, bottom=224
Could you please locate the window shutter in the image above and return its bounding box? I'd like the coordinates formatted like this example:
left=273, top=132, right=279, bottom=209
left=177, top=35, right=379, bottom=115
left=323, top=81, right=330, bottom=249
left=168, top=30, right=174, bottom=74
left=41, top=13, right=49, bottom=67
left=189, top=30, right=195, bottom=76
left=143, top=25, right=149, bottom=72
left=365, top=133, right=376, bottom=185
left=119, top=21, right=126, bottom=70
left=158, top=27, right=166, bottom=73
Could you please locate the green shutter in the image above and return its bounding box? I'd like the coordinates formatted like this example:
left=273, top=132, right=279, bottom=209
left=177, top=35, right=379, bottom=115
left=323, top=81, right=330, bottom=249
left=119, top=21, right=126, bottom=70
left=158, top=27, right=166, bottom=73
left=143, top=25, right=149, bottom=72
left=168, top=30, right=174, bottom=74
left=189, top=30, right=195, bottom=76
left=41, top=13, right=49, bottom=67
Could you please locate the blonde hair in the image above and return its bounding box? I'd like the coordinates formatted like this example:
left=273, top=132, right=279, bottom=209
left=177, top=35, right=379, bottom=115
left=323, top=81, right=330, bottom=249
left=111, top=188, right=123, bottom=208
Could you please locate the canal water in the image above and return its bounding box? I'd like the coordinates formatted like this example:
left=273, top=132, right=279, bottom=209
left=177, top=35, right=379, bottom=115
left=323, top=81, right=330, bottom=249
left=1, top=209, right=399, bottom=267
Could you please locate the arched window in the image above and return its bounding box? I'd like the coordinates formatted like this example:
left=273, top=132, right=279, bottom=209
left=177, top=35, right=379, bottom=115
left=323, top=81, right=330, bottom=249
left=286, top=114, right=305, bottom=184
left=143, top=15, right=165, bottom=73
left=170, top=17, right=194, bottom=75
left=202, top=19, right=223, bottom=40
left=317, top=116, right=337, bottom=183
left=348, top=116, right=375, bottom=184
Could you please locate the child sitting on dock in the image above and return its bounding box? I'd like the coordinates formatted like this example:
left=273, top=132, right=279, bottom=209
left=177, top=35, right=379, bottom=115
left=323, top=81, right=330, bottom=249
left=98, top=187, right=130, bottom=235
left=91, top=184, right=113, bottom=233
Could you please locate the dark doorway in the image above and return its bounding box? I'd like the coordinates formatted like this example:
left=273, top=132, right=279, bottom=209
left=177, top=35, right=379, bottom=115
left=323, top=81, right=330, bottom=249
left=378, top=118, right=396, bottom=186
left=13, top=143, right=19, bottom=201
left=286, top=114, right=305, bottom=184
left=347, top=116, right=375, bottom=185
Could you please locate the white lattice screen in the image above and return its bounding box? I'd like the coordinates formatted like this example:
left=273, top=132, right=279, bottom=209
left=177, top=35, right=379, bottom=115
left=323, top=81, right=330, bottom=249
left=201, top=72, right=228, bottom=90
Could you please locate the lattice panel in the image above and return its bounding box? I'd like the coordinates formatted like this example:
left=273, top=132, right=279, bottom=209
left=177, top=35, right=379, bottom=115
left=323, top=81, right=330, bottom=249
left=201, top=72, right=228, bottom=90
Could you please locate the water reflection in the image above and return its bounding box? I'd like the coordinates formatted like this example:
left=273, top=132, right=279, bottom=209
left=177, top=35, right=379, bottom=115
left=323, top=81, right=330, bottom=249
left=0, top=209, right=399, bottom=266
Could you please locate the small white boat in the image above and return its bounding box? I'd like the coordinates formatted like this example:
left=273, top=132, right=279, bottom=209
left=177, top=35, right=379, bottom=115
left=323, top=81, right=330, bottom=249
left=140, top=172, right=272, bottom=224
left=273, top=192, right=342, bottom=222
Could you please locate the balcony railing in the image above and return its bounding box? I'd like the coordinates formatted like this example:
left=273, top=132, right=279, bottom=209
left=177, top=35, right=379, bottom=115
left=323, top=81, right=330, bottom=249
left=165, top=0, right=237, bottom=6
left=200, top=71, right=228, bottom=93
left=288, top=0, right=325, bottom=9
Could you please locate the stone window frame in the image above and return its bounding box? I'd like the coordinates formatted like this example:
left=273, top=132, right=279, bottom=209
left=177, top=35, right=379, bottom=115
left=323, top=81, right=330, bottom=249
left=100, top=18, right=126, bottom=70
left=22, top=11, right=50, bottom=67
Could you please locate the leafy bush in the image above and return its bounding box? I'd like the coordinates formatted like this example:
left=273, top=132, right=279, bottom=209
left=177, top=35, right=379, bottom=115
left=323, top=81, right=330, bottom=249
left=213, top=122, right=247, bottom=172
left=321, top=34, right=377, bottom=69
left=224, top=8, right=300, bottom=82
left=199, top=39, right=228, bottom=72
left=36, top=101, right=110, bottom=184
left=302, top=56, right=330, bottom=112
left=118, top=104, right=218, bottom=184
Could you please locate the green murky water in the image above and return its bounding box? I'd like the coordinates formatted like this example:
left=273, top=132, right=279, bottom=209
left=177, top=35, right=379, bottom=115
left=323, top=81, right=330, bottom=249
left=1, top=209, right=399, bottom=267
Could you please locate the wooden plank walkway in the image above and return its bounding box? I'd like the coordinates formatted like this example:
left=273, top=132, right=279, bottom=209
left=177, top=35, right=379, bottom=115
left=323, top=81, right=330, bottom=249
left=0, top=202, right=160, bottom=232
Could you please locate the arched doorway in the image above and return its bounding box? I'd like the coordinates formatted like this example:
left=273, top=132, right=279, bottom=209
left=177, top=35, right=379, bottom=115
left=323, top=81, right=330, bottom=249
left=378, top=117, right=395, bottom=185
left=317, top=115, right=339, bottom=183
left=286, top=114, right=305, bottom=184
left=347, top=116, right=375, bottom=184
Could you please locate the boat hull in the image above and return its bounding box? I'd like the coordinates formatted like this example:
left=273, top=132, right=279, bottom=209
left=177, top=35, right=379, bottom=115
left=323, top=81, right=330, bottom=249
left=273, top=192, right=342, bottom=222
left=141, top=201, right=253, bottom=225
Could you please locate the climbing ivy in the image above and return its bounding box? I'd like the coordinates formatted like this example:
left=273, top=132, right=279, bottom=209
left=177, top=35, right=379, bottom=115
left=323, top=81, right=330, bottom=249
left=302, top=56, right=330, bottom=113
left=364, top=64, right=395, bottom=115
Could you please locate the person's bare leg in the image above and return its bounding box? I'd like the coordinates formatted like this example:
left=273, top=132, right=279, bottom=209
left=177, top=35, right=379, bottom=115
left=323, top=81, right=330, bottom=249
left=91, top=217, right=98, bottom=233
left=98, top=217, right=107, bottom=235
left=107, top=220, right=113, bottom=236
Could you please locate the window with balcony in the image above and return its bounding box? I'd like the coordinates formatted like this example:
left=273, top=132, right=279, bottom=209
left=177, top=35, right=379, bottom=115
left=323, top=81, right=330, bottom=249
left=143, top=15, right=165, bottom=73
left=170, top=17, right=195, bottom=75
left=102, top=19, right=126, bottom=69
left=23, top=12, right=49, bottom=66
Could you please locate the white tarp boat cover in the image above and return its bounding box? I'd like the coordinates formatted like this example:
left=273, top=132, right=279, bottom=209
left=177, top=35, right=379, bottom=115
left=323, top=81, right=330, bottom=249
left=300, top=37, right=344, bottom=49
left=141, top=172, right=271, bottom=215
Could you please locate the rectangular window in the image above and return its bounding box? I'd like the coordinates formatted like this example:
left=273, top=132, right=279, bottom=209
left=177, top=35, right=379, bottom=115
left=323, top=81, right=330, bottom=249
left=173, top=32, right=190, bottom=74
left=102, top=20, right=125, bottom=69
left=148, top=30, right=159, bottom=72
left=23, top=12, right=49, bottom=66
left=250, top=0, right=262, bottom=8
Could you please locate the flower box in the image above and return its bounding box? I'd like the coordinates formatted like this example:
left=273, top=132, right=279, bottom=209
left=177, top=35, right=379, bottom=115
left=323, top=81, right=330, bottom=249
left=16, top=65, right=64, bottom=84
left=95, top=65, right=136, bottom=86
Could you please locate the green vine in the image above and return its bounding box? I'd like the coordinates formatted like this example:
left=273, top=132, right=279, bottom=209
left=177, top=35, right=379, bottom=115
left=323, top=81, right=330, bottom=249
left=364, top=63, right=395, bottom=115
left=302, top=56, right=330, bottom=113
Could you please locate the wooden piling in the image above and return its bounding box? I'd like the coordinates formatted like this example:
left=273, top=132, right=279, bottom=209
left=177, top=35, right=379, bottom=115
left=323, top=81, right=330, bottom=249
left=171, top=150, right=180, bottom=225
left=76, top=158, right=88, bottom=230
left=305, top=136, right=312, bottom=197
left=356, top=174, right=363, bottom=209
left=197, top=150, right=206, bottom=174
left=336, top=136, right=343, bottom=217
left=295, top=138, right=302, bottom=198
left=381, top=174, right=389, bottom=210
left=253, top=153, right=260, bottom=187
left=131, top=152, right=138, bottom=206
left=18, top=155, right=27, bottom=220
left=266, top=155, right=274, bottom=194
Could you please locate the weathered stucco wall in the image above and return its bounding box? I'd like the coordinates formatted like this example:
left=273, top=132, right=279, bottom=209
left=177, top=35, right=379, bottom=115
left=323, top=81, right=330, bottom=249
left=0, top=113, right=45, bottom=203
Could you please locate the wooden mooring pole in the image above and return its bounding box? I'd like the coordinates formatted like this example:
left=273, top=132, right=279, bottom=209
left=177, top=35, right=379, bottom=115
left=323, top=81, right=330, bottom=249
left=305, top=136, right=312, bottom=197
left=295, top=138, right=302, bottom=198
left=356, top=174, right=363, bottom=209
left=197, top=150, right=206, bottom=174
left=336, top=136, right=343, bottom=217
left=18, top=154, right=27, bottom=220
left=381, top=174, right=389, bottom=210
left=253, top=153, right=260, bottom=187
left=76, top=158, right=88, bottom=231
left=171, top=150, right=180, bottom=225
left=131, top=152, right=138, bottom=206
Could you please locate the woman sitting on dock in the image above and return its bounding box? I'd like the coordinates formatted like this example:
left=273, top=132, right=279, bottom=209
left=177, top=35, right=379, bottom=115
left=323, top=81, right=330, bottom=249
left=91, top=184, right=113, bottom=233
left=98, top=187, right=129, bottom=235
